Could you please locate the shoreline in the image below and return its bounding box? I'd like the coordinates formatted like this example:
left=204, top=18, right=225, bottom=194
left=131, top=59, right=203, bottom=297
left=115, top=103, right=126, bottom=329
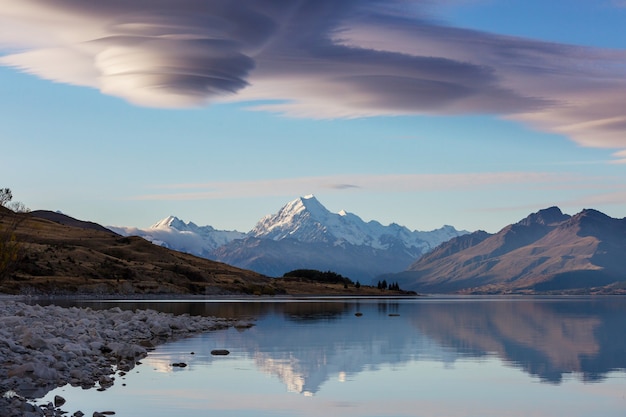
left=0, top=300, right=253, bottom=417
left=0, top=293, right=421, bottom=307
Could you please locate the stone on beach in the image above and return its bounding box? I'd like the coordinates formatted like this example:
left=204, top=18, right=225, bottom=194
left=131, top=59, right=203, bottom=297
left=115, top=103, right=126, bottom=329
left=0, top=300, right=252, bottom=417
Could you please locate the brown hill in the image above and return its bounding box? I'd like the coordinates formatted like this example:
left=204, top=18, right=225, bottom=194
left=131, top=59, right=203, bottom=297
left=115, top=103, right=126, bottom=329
left=387, top=207, right=626, bottom=294
left=0, top=208, right=404, bottom=296
left=30, top=210, right=116, bottom=234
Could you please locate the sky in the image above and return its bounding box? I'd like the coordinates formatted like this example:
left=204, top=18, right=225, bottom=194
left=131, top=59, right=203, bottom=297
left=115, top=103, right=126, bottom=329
left=1, top=0, right=626, bottom=234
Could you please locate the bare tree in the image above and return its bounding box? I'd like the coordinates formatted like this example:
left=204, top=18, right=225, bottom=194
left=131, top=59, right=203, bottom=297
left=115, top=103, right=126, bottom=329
left=8, top=201, right=29, bottom=213
left=0, top=188, right=12, bottom=207
left=0, top=188, right=29, bottom=213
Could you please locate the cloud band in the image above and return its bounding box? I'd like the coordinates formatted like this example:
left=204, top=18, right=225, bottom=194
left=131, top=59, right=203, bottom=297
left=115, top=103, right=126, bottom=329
left=1, top=0, right=626, bottom=153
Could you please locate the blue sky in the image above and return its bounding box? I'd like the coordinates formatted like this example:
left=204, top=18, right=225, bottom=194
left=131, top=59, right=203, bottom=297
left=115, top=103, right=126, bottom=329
left=1, top=0, right=626, bottom=233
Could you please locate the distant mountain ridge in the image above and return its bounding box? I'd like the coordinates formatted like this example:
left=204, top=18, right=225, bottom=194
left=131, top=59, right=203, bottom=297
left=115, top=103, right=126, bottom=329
left=385, top=207, right=626, bottom=294
left=108, top=216, right=246, bottom=258
left=111, top=195, right=468, bottom=281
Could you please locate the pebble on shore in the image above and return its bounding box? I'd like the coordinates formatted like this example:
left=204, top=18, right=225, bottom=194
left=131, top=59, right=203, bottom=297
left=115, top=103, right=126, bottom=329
left=0, top=300, right=251, bottom=417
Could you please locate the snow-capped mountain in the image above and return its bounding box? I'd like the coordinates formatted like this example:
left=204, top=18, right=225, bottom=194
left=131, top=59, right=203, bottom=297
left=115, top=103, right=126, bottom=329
left=110, top=195, right=468, bottom=282
left=108, top=216, right=245, bottom=258
left=213, top=195, right=468, bottom=281
left=250, top=194, right=461, bottom=252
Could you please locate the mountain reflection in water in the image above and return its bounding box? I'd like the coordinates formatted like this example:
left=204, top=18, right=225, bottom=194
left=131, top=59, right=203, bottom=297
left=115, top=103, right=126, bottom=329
left=65, top=297, right=626, bottom=391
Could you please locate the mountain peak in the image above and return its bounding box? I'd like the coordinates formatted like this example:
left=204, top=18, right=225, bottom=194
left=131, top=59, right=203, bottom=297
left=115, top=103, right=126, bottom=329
left=568, top=208, right=615, bottom=236
left=577, top=208, right=610, bottom=219
left=272, top=195, right=332, bottom=222
left=296, top=195, right=329, bottom=218
left=249, top=195, right=332, bottom=241
left=518, top=206, right=570, bottom=227
left=151, top=215, right=185, bottom=230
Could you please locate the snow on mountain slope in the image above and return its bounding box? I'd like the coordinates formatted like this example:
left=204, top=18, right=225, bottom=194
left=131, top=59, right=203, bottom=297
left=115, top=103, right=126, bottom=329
left=108, top=196, right=468, bottom=280
left=108, top=216, right=245, bottom=257
left=250, top=195, right=467, bottom=252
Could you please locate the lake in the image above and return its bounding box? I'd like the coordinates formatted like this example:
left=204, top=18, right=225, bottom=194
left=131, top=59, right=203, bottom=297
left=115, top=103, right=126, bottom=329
left=38, top=296, right=626, bottom=416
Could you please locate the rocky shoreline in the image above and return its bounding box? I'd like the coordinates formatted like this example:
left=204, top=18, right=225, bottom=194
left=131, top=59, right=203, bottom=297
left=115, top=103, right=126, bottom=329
left=0, top=300, right=252, bottom=416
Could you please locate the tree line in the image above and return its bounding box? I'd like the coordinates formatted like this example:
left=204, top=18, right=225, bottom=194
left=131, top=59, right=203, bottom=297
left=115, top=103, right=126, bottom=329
left=283, top=269, right=355, bottom=285
left=376, top=279, right=402, bottom=291
left=283, top=269, right=405, bottom=291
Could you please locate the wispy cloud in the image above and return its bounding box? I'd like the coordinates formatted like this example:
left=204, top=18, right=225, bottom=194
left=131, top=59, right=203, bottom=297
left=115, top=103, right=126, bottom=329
left=328, top=184, right=361, bottom=190
left=561, top=188, right=626, bottom=207
left=610, top=150, right=626, bottom=164
left=132, top=172, right=584, bottom=201
left=1, top=1, right=626, bottom=154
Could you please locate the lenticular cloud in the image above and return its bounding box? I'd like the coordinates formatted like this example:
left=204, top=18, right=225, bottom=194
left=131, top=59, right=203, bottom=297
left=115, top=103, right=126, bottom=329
left=1, top=0, right=626, bottom=151
left=0, top=0, right=276, bottom=106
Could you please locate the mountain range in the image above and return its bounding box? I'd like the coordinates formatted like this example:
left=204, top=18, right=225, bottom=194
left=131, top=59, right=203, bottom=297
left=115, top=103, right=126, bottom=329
left=6, top=200, right=626, bottom=295
left=385, top=206, right=626, bottom=294
left=109, top=195, right=468, bottom=281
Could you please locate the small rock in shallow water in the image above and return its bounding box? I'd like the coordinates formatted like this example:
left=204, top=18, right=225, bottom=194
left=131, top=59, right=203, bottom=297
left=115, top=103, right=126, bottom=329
left=53, top=394, right=66, bottom=407
left=234, top=322, right=254, bottom=330
left=171, top=362, right=187, bottom=367
left=98, top=375, right=114, bottom=388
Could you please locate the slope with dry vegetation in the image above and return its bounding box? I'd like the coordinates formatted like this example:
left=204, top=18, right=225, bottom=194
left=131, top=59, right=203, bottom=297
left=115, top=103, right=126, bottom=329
left=0, top=208, right=409, bottom=297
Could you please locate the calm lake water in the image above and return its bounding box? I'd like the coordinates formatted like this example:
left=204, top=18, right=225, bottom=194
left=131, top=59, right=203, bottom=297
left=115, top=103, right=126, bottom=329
left=38, top=296, right=626, bottom=416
